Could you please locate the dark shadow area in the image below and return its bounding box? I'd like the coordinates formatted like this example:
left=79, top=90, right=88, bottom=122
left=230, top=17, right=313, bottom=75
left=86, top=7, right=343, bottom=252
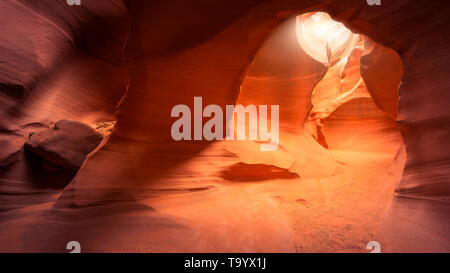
left=221, top=162, right=299, bottom=182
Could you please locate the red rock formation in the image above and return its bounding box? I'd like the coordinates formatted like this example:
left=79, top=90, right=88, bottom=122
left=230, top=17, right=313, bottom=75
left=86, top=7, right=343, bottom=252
left=0, top=0, right=448, bottom=252
left=25, top=119, right=103, bottom=171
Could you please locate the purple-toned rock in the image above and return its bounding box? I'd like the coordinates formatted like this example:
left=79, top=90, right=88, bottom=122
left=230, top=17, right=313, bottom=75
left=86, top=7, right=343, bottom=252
left=25, top=120, right=103, bottom=171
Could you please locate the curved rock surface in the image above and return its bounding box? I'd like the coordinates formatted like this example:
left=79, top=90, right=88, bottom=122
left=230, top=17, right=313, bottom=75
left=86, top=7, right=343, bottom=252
left=0, top=0, right=448, bottom=252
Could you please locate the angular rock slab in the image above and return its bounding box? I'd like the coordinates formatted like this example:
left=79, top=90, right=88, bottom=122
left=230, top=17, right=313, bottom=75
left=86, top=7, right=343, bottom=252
left=25, top=120, right=103, bottom=171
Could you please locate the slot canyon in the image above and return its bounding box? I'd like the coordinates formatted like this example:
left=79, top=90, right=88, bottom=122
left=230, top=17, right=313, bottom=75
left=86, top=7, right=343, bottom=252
left=0, top=0, right=448, bottom=253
